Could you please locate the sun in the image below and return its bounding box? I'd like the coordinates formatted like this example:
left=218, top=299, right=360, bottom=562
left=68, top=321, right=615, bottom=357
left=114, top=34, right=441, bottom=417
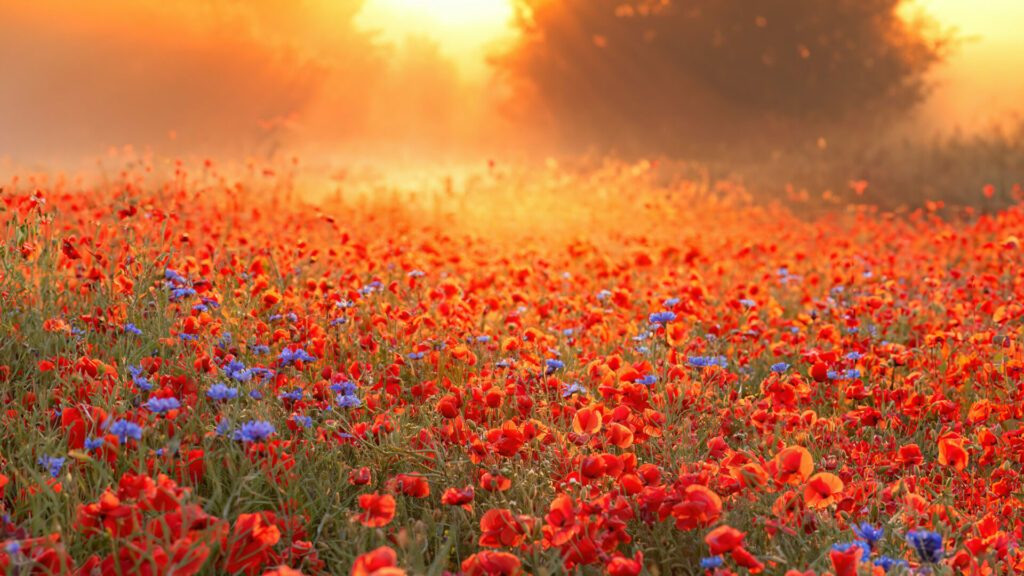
left=357, top=0, right=516, bottom=75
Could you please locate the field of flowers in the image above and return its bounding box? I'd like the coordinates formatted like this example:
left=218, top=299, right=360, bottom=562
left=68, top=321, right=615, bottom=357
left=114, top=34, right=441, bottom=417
left=1, top=159, right=1023, bottom=575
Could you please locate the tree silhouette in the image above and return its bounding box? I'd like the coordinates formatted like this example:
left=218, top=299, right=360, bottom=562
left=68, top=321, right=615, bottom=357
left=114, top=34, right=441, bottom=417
left=497, top=0, right=952, bottom=158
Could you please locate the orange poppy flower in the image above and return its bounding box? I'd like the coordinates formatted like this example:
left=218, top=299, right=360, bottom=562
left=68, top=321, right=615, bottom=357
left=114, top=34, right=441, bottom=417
left=572, top=406, right=603, bottom=435
left=938, top=432, right=969, bottom=471
left=804, top=472, right=844, bottom=509
left=769, top=446, right=814, bottom=485
left=351, top=546, right=406, bottom=576
left=672, top=485, right=723, bottom=530
left=461, top=551, right=523, bottom=576
left=355, top=493, right=396, bottom=528
left=705, top=525, right=746, bottom=554
left=479, top=509, right=534, bottom=548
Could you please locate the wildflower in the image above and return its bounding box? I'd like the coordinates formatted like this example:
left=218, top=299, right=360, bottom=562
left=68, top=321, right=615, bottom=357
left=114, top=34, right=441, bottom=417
left=109, top=419, right=143, bottom=443
left=545, top=358, right=564, bottom=375
left=873, top=556, right=908, bottom=572
left=207, top=383, right=239, bottom=401
left=279, top=347, right=316, bottom=366
left=906, top=530, right=944, bottom=563
left=461, top=551, right=522, bottom=576
left=649, top=311, right=676, bottom=325
left=84, top=437, right=105, bottom=451
left=705, top=525, right=745, bottom=554
left=233, top=420, right=275, bottom=443
left=852, top=523, right=884, bottom=548
left=355, top=493, right=396, bottom=527
left=804, top=472, right=844, bottom=508
left=278, top=388, right=303, bottom=402
left=292, top=414, right=312, bottom=427
left=337, top=394, right=362, bottom=409
left=223, top=359, right=253, bottom=382
left=351, top=546, right=401, bottom=576
left=331, top=381, right=358, bottom=396
left=123, top=323, right=142, bottom=335
left=637, top=374, right=657, bottom=386
left=770, top=362, right=790, bottom=372
left=562, top=382, right=586, bottom=397
left=688, top=356, right=727, bottom=369
left=38, top=455, right=66, bottom=478
left=127, top=365, right=153, bottom=391
left=145, top=396, right=180, bottom=414
left=700, top=556, right=724, bottom=569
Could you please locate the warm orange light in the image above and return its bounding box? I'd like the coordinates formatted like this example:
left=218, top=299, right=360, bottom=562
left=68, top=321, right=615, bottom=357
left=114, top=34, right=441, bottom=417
left=357, top=0, right=516, bottom=77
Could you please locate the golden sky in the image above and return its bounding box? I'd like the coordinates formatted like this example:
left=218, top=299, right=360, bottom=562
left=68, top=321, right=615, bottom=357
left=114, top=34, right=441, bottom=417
left=356, top=0, right=515, bottom=78
left=905, top=0, right=1024, bottom=130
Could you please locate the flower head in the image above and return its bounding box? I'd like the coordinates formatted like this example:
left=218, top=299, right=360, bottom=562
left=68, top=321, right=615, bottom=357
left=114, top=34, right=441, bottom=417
left=233, top=420, right=276, bottom=443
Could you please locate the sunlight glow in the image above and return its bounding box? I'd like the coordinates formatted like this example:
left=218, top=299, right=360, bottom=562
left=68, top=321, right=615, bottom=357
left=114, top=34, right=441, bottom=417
left=356, top=0, right=516, bottom=77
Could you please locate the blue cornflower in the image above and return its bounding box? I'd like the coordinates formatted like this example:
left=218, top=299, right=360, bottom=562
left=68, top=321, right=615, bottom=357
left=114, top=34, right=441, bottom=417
left=637, top=374, right=657, bottom=386
left=224, top=359, right=253, bottom=382
left=109, top=419, right=143, bottom=443
left=5, top=541, right=20, bottom=555
left=164, top=268, right=187, bottom=285
left=477, top=335, right=492, bottom=343
left=845, top=369, right=862, bottom=379
left=699, top=556, right=724, bottom=569
left=853, top=523, right=884, bottom=548
left=832, top=540, right=871, bottom=557
left=293, top=414, right=313, bottom=427
left=688, top=356, right=727, bottom=369
left=337, top=394, right=362, bottom=409
left=562, top=382, right=586, bottom=398
left=249, top=390, right=263, bottom=399
left=207, top=383, right=239, bottom=402
left=279, top=388, right=303, bottom=402
left=663, top=297, right=680, bottom=307
left=145, top=396, right=181, bottom=414
left=771, top=362, right=790, bottom=373
left=250, top=367, right=276, bottom=381
left=846, top=351, right=864, bottom=361
left=330, top=381, right=358, bottom=396
left=648, top=311, right=676, bottom=325
left=233, top=420, right=275, bottom=443
left=169, top=287, right=196, bottom=302
left=279, top=347, right=316, bottom=366
left=252, top=344, right=270, bottom=355
left=127, top=365, right=153, bottom=391
left=408, top=351, right=425, bottom=360
left=123, top=323, right=142, bottom=336
left=738, top=298, right=756, bottom=308
left=596, top=290, right=612, bottom=301
left=84, top=437, right=105, bottom=451
left=545, top=359, right=565, bottom=375
left=873, top=556, right=908, bottom=572
left=38, top=455, right=65, bottom=478
left=907, top=530, right=944, bottom=563
left=215, top=420, right=231, bottom=436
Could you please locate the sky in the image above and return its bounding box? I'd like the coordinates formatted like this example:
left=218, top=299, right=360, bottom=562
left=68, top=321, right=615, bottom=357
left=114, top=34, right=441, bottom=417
left=904, top=0, right=1024, bottom=131
left=356, top=0, right=516, bottom=78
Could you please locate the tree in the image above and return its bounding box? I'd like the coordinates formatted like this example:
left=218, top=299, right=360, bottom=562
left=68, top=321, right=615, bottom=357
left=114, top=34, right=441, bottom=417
left=497, top=0, right=952, bottom=158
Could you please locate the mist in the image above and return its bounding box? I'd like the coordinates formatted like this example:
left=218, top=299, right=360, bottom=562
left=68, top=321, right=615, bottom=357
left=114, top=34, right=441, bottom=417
left=1, top=0, right=1022, bottom=181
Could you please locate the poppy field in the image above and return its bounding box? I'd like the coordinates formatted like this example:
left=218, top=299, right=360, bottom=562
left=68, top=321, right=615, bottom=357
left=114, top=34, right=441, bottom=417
left=1, top=160, right=1023, bottom=575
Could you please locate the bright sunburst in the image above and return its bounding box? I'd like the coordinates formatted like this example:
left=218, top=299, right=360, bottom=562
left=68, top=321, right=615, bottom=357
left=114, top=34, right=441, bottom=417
left=357, top=0, right=516, bottom=76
